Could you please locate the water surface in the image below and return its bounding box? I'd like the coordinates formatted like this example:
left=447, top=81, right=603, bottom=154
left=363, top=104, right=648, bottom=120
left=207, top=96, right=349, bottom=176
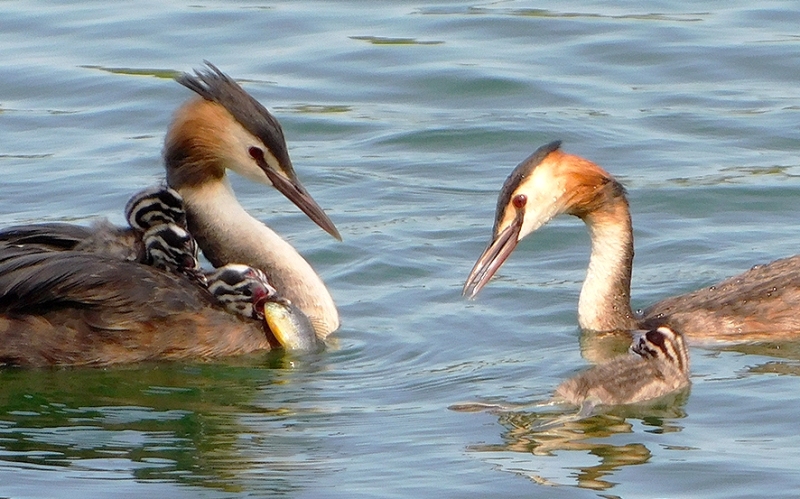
left=1, top=1, right=799, bottom=497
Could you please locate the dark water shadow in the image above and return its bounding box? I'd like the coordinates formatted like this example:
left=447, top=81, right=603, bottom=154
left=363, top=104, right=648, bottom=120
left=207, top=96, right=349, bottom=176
left=0, top=352, right=328, bottom=495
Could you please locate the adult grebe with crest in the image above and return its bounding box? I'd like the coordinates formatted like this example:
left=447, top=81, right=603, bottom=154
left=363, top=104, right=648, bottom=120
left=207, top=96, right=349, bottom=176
left=0, top=63, right=339, bottom=366
left=464, top=141, right=800, bottom=341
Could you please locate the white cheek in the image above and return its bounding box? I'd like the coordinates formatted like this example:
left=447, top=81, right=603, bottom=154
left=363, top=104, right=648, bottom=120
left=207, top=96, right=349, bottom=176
left=223, top=127, right=274, bottom=187
left=514, top=172, right=568, bottom=240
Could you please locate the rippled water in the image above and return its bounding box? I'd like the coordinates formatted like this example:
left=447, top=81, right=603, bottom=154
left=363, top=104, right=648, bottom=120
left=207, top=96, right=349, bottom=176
left=1, top=1, right=800, bottom=497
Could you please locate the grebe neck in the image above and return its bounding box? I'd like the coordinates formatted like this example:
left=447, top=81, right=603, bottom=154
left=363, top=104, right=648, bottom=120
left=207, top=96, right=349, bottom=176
left=179, top=177, right=339, bottom=337
left=577, top=198, right=636, bottom=331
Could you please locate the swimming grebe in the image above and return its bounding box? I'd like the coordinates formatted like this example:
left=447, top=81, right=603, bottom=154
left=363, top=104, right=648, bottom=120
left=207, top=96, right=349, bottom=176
left=463, top=141, right=800, bottom=340
left=448, top=325, right=689, bottom=416
left=555, top=326, right=690, bottom=406
left=1, top=63, right=339, bottom=330
left=0, top=63, right=339, bottom=365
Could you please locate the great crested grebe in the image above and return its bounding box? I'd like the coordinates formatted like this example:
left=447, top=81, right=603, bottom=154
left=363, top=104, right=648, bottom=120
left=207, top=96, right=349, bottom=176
left=449, top=325, right=689, bottom=415
left=555, top=326, right=690, bottom=406
left=165, top=62, right=340, bottom=337
left=0, top=63, right=339, bottom=365
left=464, top=141, right=800, bottom=340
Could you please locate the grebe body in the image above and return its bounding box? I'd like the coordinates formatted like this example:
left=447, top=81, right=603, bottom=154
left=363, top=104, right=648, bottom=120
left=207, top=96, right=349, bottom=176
left=0, top=63, right=339, bottom=365
left=464, top=141, right=800, bottom=340
left=0, top=249, right=271, bottom=367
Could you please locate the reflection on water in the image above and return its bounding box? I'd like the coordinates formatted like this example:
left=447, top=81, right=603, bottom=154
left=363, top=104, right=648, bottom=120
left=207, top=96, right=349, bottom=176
left=721, top=341, right=800, bottom=377
left=747, top=360, right=800, bottom=377
left=463, top=391, right=689, bottom=491
left=79, top=65, right=180, bottom=79
left=0, top=355, right=328, bottom=494
left=578, top=329, right=634, bottom=364
left=722, top=340, right=800, bottom=362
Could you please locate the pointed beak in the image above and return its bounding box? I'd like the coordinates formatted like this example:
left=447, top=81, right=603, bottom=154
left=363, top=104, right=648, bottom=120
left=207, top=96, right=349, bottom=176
left=462, top=211, right=524, bottom=299
left=462, top=222, right=521, bottom=299
left=260, top=165, right=342, bottom=241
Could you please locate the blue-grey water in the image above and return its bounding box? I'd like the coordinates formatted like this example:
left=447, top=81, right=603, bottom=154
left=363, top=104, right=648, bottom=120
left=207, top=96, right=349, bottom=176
left=1, top=1, right=800, bottom=497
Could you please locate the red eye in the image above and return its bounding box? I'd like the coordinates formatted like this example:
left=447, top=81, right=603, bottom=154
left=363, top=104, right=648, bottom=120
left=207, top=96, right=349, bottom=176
left=512, top=194, right=527, bottom=209
left=248, top=147, right=264, bottom=161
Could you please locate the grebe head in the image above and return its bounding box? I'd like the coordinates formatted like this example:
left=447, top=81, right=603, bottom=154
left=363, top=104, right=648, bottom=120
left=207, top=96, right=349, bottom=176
left=631, top=325, right=689, bottom=374
left=206, top=264, right=278, bottom=320
left=164, top=62, right=341, bottom=240
left=125, top=186, right=187, bottom=231
left=142, top=223, right=202, bottom=278
left=463, top=140, right=624, bottom=298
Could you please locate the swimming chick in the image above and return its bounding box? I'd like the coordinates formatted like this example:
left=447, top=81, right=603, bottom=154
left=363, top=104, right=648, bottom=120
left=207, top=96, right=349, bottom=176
left=555, top=326, right=690, bottom=407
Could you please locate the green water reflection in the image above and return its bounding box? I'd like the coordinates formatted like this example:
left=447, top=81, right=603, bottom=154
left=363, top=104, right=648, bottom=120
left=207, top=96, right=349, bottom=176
left=0, top=355, right=317, bottom=493
left=464, top=390, right=689, bottom=491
